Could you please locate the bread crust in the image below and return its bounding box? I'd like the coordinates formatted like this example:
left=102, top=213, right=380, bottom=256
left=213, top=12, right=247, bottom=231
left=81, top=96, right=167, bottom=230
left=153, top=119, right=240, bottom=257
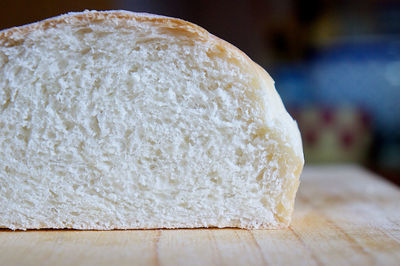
left=0, top=12, right=245, bottom=61
left=0, top=10, right=279, bottom=105
left=0, top=11, right=273, bottom=100
left=0, top=11, right=273, bottom=80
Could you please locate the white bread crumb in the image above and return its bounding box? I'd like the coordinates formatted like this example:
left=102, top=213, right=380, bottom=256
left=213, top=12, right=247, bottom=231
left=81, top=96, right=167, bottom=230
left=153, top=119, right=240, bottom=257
left=0, top=10, right=304, bottom=230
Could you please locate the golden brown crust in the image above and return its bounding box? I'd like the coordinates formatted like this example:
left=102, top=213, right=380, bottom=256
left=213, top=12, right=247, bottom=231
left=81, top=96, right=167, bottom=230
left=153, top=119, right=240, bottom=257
left=1, top=12, right=216, bottom=51
left=0, top=11, right=272, bottom=80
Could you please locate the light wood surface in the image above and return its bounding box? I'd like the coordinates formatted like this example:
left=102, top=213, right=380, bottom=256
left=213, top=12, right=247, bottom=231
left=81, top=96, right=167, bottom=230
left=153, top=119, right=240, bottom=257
left=1, top=165, right=399, bottom=266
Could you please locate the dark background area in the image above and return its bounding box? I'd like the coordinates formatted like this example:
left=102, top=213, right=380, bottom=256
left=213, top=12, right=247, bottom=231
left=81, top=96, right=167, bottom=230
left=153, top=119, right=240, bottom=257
left=1, top=0, right=400, bottom=185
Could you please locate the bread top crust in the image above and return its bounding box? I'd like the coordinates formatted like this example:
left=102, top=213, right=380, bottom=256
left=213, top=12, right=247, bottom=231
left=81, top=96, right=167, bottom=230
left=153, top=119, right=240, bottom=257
left=0, top=11, right=270, bottom=79
left=0, top=9, right=303, bottom=165
left=0, top=11, right=246, bottom=62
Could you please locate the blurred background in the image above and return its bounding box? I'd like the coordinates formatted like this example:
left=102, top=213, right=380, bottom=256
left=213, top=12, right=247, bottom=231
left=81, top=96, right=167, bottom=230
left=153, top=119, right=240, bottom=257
left=1, top=0, right=399, bottom=185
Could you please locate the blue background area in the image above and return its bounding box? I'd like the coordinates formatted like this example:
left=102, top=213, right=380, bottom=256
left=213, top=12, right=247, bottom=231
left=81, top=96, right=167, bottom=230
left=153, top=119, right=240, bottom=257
left=275, top=39, right=400, bottom=137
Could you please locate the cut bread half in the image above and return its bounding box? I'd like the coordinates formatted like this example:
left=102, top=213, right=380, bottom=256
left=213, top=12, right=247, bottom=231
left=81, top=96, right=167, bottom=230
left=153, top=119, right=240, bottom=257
left=0, top=10, right=304, bottom=230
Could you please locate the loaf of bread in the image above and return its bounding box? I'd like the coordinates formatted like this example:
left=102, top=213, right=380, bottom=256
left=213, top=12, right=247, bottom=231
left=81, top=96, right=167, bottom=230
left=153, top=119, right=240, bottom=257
left=0, top=10, right=304, bottom=230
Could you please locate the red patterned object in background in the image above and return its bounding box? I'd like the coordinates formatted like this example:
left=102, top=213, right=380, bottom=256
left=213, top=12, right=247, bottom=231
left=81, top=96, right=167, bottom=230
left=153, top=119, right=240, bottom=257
left=291, top=106, right=372, bottom=164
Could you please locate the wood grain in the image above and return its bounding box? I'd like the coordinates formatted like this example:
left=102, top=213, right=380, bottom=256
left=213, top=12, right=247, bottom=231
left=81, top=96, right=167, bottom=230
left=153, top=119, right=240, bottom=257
left=1, top=165, right=399, bottom=266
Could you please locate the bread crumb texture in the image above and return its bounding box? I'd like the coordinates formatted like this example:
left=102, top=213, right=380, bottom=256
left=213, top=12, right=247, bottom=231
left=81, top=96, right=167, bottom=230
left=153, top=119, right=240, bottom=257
left=0, top=10, right=303, bottom=230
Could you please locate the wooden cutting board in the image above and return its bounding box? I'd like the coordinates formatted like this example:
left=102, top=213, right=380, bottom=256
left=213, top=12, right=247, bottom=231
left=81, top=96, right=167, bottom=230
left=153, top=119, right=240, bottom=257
left=1, top=165, right=399, bottom=266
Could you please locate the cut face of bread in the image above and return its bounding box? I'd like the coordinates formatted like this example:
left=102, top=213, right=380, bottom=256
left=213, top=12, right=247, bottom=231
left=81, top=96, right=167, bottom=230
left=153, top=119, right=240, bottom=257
left=0, top=11, right=304, bottom=230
